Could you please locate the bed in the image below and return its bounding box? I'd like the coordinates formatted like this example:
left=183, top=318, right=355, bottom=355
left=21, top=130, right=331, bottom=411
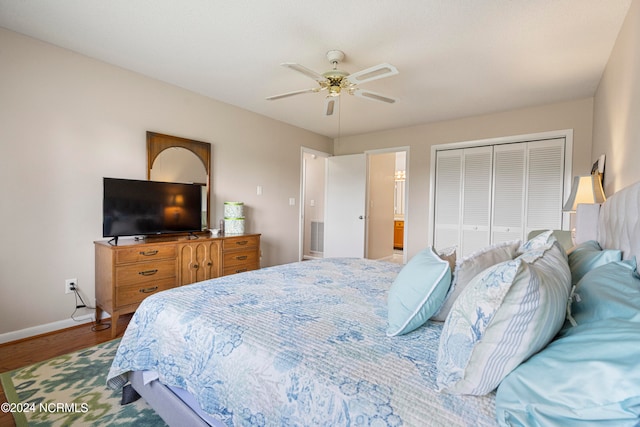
left=107, top=181, right=640, bottom=426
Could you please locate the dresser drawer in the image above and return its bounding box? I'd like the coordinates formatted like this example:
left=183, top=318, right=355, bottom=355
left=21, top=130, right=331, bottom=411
left=115, top=277, right=175, bottom=306
left=223, top=261, right=259, bottom=276
left=223, top=250, right=259, bottom=267
left=115, top=259, right=177, bottom=287
left=115, top=245, right=177, bottom=265
left=222, top=235, right=259, bottom=251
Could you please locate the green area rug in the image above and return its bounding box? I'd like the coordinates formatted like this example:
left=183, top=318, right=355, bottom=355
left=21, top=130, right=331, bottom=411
left=0, top=339, right=166, bottom=426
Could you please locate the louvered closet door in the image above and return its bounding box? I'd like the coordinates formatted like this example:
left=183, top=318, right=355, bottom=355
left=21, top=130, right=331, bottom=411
left=492, top=144, right=526, bottom=243
left=525, top=138, right=565, bottom=236
left=434, top=150, right=462, bottom=251
left=461, top=146, right=493, bottom=256
left=433, top=137, right=567, bottom=254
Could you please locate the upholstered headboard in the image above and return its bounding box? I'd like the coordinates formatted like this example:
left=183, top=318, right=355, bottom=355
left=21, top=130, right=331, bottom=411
left=575, top=181, right=640, bottom=260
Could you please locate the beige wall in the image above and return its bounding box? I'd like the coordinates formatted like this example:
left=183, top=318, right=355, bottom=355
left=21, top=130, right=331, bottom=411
left=0, top=28, right=332, bottom=339
left=593, top=0, right=640, bottom=195
left=334, top=98, right=594, bottom=259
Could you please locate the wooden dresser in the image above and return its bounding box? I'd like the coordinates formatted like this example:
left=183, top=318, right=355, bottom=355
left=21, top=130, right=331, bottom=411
left=95, top=233, right=260, bottom=337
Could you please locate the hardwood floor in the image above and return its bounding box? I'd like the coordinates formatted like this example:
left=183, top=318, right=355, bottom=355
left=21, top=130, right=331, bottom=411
left=0, top=315, right=132, bottom=427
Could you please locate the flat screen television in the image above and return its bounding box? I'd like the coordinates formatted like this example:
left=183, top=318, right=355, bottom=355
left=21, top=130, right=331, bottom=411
left=103, top=177, right=203, bottom=242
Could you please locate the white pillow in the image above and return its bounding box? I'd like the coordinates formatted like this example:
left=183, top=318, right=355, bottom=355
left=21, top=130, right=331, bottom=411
left=436, top=239, right=571, bottom=395
left=437, top=246, right=457, bottom=272
left=517, top=229, right=554, bottom=254
left=431, top=240, right=520, bottom=322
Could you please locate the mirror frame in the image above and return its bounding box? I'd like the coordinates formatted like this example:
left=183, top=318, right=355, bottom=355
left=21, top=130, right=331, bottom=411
left=146, top=131, right=211, bottom=230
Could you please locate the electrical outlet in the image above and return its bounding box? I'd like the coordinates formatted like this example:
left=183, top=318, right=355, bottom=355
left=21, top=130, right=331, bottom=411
left=65, top=278, right=77, bottom=294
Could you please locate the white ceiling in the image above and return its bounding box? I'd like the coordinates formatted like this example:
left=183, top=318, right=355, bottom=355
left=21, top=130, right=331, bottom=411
left=0, top=0, right=632, bottom=138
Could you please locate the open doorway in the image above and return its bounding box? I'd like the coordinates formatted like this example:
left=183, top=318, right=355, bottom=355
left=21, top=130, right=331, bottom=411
left=367, top=149, right=407, bottom=264
left=394, top=151, right=407, bottom=263
left=300, top=148, right=330, bottom=260
left=299, top=147, right=408, bottom=263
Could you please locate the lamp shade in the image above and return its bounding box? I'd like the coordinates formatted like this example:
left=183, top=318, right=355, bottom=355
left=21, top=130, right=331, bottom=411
left=562, top=175, right=606, bottom=212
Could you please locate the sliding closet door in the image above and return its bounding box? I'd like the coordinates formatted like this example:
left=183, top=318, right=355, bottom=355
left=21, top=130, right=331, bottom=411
left=433, top=150, right=462, bottom=251
left=461, top=146, right=493, bottom=255
left=524, top=138, right=565, bottom=235
left=492, top=144, right=526, bottom=243
left=433, top=137, right=567, bottom=254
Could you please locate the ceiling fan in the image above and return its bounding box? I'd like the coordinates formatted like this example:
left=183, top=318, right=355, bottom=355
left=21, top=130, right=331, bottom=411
left=266, top=50, right=399, bottom=116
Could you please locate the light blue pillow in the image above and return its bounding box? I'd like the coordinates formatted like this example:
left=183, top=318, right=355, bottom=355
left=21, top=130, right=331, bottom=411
left=568, top=240, right=622, bottom=285
left=497, top=260, right=640, bottom=426
left=497, top=322, right=640, bottom=426
left=567, top=258, right=640, bottom=327
left=386, top=247, right=451, bottom=336
left=437, top=239, right=571, bottom=395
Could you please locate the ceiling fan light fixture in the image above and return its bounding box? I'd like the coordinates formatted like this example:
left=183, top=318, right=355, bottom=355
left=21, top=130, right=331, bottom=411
left=326, top=50, right=346, bottom=64
left=354, top=66, right=394, bottom=81
left=347, top=63, right=399, bottom=85
left=355, top=90, right=396, bottom=104
left=322, top=70, right=349, bottom=80
left=267, top=50, right=398, bottom=110
left=325, top=98, right=337, bottom=116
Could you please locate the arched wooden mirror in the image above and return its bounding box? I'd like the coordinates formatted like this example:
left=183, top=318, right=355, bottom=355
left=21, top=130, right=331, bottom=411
left=147, top=131, right=211, bottom=230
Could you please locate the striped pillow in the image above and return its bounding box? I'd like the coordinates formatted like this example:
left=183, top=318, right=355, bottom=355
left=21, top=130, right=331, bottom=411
left=436, top=239, right=571, bottom=395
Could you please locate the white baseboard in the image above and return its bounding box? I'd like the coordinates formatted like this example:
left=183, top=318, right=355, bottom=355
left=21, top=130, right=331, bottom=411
left=0, top=310, right=107, bottom=344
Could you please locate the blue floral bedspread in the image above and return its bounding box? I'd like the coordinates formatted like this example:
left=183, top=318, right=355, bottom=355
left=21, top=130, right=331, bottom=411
left=107, top=258, right=497, bottom=426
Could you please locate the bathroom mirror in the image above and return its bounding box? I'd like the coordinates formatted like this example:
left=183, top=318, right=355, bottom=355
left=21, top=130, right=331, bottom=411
left=147, top=131, right=211, bottom=230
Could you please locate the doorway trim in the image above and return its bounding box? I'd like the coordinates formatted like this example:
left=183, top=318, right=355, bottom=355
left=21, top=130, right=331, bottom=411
left=300, top=146, right=411, bottom=263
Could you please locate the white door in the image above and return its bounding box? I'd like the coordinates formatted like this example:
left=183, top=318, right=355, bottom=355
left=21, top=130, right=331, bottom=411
left=434, top=147, right=493, bottom=257
left=492, top=143, right=526, bottom=243
left=461, top=146, right=493, bottom=255
left=324, top=154, right=367, bottom=258
left=524, top=138, right=566, bottom=235
left=433, top=149, right=463, bottom=252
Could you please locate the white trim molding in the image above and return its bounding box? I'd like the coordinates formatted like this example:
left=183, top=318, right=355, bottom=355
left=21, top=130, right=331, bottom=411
left=0, top=310, right=106, bottom=344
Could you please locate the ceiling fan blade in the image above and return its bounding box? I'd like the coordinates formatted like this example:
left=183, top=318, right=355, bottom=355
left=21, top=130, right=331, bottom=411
left=324, top=96, right=339, bottom=116
left=347, top=63, right=399, bottom=85
left=353, top=89, right=397, bottom=104
left=266, top=88, right=316, bottom=101
left=282, top=63, right=327, bottom=82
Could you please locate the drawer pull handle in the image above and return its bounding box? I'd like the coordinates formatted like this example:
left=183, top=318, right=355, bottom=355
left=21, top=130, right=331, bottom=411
left=138, top=269, right=158, bottom=276
left=235, top=240, right=249, bottom=246
left=140, top=286, right=158, bottom=294
left=235, top=268, right=248, bottom=273
left=236, top=255, right=248, bottom=260
left=139, top=250, right=159, bottom=256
